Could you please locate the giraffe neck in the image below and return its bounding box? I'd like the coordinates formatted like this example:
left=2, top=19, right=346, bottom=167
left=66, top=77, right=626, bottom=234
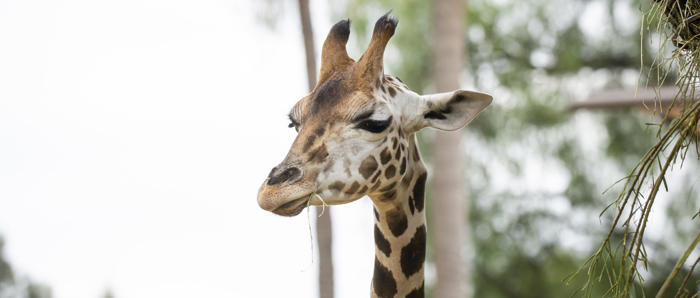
left=369, top=135, right=427, bottom=298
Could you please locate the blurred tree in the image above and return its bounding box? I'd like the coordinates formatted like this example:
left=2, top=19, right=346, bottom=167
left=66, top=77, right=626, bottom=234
left=102, top=288, right=115, bottom=298
left=25, top=283, right=51, bottom=298
left=429, top=0, right=470, bottom=297
left=0, top=238, right=14, bottom=296
left=0, top=236, right=52, bottom=298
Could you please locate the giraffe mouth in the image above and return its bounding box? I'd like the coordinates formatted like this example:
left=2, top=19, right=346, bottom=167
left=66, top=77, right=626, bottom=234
left=271, top=196, right=310, bottom=216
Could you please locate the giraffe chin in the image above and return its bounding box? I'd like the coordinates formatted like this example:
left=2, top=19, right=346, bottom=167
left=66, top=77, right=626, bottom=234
left=270, top=196, right=310, bottom=217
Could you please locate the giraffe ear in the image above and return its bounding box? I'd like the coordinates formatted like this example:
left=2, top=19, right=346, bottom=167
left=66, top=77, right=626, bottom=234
left=419, top=90, right=492, bottom=131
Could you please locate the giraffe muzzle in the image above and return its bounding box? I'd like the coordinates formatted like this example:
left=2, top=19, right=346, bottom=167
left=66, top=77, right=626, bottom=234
left=258, top=164, right=315, bottom=216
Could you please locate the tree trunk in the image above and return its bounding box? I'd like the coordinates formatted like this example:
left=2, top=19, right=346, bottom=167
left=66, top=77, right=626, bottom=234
left=298, top=0, right=317, bottom=92
left=429, top=0, right=469, bottom=297
left=297, top=1, right=335, bottom=297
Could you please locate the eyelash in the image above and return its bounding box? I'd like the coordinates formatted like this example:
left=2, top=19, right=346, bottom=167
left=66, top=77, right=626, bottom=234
left=288, top=121, right=299, bottom=132
left=356, top=117, right=392, bottom=133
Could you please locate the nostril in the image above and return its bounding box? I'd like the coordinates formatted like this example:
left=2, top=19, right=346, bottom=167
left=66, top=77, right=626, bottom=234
left=267, top=167, right=301, bottom=186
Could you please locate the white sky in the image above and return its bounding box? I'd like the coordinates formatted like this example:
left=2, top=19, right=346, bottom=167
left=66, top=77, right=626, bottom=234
left=0, top=0, right=375, bottom=297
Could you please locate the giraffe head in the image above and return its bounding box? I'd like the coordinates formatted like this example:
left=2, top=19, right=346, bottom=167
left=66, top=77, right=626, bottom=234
left=257, top=14, right=491, bottom=216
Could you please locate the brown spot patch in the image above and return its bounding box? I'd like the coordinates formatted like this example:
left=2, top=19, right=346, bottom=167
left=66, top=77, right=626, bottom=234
left=372, top=258, right=397, bottom=298
left=401, top=225, right=426, bottom=278
left=391, top=137, right=398, bottom=150
left=310, top=78, right=349, bottom=114
left=380, top=190, right=396, bottom=202
left=359, top=185, right=368, bottom=194
left=303, top=135, right=316, bottom=152
left=307, top=144, right=328, bottom=163
left=374, top=225, right=391, bottom=256
left=371, top=170, right=381, bottom=183
left=314, top=126, right=325, bottom=137
left=385, top=207, right=408, bottom=237
left=384, top=165, right=396, bottom=179
left=379, top=181, right=396, bottom=192
left=370, top=180, right=382, bottom=192
left=344, top=181, right=360, bottom=194
left=413, top=173, right=427, bottom=212
left=380, top=147, right=392, bottom=164
left=401, top=171, right=413, bottom=188
left=408, top=196, right=415, bottom=215
left=388, top=86, right=396, bottom=97
left=374, top=207, right=380, bottom=221
left=400, top=157, right=407, bottom=175
left=329, top=181, right=345, bottom=192
left=359, top=156, right=378, bottom=179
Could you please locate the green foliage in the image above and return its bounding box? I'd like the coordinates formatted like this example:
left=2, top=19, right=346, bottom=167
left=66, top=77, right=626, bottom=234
left=102, top=289, right=116, bottom=298
left=0, top=238, right=14, bottom=291
left=572, top=1, right=700, bottom=296
left=0, top=236, right=52, bottom=298
left=603, top=112, right=658, bottom=167
left=26, top=283, right=51, bottom=298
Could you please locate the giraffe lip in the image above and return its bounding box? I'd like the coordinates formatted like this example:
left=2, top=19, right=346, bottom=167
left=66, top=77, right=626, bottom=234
left=272, top=196, right=310, bottom=216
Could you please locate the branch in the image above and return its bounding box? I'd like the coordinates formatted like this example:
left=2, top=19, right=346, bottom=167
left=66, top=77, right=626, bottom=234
left=655, top=229, right=700, bottom=298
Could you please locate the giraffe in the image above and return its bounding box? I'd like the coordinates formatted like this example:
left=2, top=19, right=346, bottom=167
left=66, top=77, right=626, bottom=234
left=257, top=13, right=492, bottom=298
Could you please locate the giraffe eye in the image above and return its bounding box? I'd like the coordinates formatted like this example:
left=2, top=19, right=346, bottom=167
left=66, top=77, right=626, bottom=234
left=356, top=117, right=392, bottom=133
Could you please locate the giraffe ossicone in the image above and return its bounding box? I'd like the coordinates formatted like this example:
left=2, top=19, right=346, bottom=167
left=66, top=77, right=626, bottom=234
left=257, top=13, right=492, bottom=298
